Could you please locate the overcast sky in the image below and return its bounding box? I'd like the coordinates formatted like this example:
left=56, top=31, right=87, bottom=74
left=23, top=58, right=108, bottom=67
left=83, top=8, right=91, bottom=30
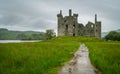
left=0, top=0, right=120, bottom=33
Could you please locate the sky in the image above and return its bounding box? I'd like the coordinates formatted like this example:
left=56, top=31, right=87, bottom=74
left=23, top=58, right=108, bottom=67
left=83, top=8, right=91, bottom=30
left=0, top=0, right=120, bottom=34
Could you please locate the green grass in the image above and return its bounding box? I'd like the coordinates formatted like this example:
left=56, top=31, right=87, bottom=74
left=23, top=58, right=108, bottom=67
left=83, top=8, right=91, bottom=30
left=0, top=38, right=80, bottom=74
left=0, top=36, right=84, bottom=74
left=86, top=42, right=120, bottom=74
left=0, top=37, right=120, bottom=74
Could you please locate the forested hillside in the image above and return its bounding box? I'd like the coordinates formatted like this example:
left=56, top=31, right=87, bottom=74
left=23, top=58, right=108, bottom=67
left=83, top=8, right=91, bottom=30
left=0, top=28, right=46, bottom=40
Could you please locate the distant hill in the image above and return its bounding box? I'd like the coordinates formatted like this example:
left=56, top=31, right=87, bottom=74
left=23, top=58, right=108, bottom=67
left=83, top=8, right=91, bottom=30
left=0, top=28, right=46, bottom=40
left=102, top=29, right=120, bottom=38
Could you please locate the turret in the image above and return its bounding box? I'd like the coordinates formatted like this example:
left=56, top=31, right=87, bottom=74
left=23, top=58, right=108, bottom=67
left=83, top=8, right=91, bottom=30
left=69, top=9, right=72, bottom=16
left=95, top=14, right=97, bottom=23
left=94, top=14, right=101, bottom=39
left=60, top=10, right=62, bottom=15
left=57, top=10, right=63, bottom=17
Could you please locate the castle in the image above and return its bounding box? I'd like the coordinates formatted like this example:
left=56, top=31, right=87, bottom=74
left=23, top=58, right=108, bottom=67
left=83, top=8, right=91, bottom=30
left=57, top=9, right=101, bottom=39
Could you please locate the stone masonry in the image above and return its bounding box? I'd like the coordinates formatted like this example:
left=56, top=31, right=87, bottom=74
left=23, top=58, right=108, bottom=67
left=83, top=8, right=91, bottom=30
left=57, top=9, right=101, bottom=39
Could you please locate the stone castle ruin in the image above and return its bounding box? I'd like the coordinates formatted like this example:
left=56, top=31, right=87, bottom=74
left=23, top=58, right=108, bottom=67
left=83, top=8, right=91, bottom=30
left=57, top=9, right=101, bottom=39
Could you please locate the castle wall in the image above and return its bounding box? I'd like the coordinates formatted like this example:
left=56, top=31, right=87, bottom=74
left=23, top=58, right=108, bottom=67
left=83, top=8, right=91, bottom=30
left=57, top=9, right=101, bottom=39
left=64, top=16, right=74, bottom=36
left=77, top=23, right=84, bottom=36
left=84, top=22, right=95, bottom=37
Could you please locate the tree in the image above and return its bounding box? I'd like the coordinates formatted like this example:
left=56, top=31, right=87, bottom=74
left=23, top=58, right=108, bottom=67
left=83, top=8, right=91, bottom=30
left=45, top=29, right=56, bottom=40
left=104, top=31, right=120, bottom=41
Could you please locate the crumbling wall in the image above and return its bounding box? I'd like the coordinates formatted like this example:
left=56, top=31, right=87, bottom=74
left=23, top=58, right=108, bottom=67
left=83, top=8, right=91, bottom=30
left=57, top=9, right=101, bottom=39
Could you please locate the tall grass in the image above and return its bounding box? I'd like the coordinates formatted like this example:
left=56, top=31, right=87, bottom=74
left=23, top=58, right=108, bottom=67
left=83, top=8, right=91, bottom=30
left=0, top=37, right=120, bottom=74
left=0, top=37, right=82, bottom=74
left=86, top=42, right=120, bottom=74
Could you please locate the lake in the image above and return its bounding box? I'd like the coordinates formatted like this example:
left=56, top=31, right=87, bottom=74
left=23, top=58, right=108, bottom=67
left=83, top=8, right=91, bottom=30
left=0, top=40, right=41, bottom=43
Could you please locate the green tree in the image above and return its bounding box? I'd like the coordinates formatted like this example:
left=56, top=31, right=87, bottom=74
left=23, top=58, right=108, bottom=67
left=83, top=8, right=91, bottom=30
left=105, top=31, right=120, bottom=41
left=45, top=29, right=56, bottom=40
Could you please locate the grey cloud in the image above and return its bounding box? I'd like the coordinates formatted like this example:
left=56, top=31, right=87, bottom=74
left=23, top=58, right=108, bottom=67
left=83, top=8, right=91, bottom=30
left=0, top=0, right=120, bottom=33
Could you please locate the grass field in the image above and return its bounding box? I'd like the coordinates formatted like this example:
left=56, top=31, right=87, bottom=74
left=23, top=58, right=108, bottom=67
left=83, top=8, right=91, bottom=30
left=86, top=42, right=120, bottom=74
left=0, top=37, right=120, bottom=74
left=0, top=37, right=81, bottom=74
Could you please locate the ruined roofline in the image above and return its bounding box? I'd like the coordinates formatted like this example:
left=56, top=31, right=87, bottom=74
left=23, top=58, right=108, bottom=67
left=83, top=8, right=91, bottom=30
left=87, top=21, right=94, bottom=24
left=57, top=9, right=78, bottom=18
left=78, top=22, right=94, bottom=27
left=57, top=9, right=101, bottom=25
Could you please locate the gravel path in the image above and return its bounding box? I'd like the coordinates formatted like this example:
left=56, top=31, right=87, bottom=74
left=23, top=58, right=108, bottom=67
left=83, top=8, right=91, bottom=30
left=58, top=44, right=100, bottom=74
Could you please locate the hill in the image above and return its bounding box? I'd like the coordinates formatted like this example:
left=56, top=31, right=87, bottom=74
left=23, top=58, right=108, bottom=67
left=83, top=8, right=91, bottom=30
left=0, top=28, right=46, bottom=40
left=102, top=29, right=120, bottom=37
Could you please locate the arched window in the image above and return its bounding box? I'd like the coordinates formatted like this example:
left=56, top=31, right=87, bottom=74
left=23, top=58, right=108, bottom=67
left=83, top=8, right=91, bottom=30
left=91, top=24, right=93, bottom=28
left=73, top=25, right=75, bottom=28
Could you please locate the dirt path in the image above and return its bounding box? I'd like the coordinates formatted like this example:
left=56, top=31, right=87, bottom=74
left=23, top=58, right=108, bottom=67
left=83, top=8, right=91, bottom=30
left=58, top=44, right=99, bottom=74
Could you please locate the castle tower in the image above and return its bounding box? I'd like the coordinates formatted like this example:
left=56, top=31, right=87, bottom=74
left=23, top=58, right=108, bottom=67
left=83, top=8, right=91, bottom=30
left=57, top=10, right=64, bottom=36
left=94, top=14, right=101, bottom=39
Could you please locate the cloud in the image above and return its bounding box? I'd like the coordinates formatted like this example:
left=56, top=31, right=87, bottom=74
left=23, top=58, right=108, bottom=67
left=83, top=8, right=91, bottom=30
left=0, top=0, right=120, bottom=33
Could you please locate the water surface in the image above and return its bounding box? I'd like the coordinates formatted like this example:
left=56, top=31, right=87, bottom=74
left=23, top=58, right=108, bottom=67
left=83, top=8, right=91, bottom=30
left=0, top=40, right=41, bottom=43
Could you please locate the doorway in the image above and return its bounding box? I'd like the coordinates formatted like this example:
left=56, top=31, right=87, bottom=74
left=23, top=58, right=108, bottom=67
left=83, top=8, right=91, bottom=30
left=73, top=33, right=75, bottom=36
